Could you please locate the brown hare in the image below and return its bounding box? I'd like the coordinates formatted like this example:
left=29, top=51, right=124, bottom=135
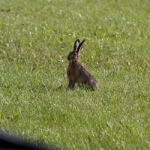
left=67, top=39, right=98, bottom=90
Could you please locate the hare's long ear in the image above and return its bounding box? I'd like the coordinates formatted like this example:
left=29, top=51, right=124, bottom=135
left=74, top=39, right=80, bottom=51
left=77, top=39, right=85, bottom=53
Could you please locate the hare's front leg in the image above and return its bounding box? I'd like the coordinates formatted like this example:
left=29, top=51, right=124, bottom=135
left=68, top=80, right=75, bottom=89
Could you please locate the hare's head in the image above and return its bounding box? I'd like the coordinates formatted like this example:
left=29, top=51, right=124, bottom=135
left=67, top=39, right=85, bottom=61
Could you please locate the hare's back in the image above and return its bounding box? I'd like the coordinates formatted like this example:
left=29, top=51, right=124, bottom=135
left=78, top=65, right=95, bottom=81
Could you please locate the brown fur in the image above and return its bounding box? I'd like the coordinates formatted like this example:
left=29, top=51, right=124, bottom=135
left=67, top=39, right=98, bottom=90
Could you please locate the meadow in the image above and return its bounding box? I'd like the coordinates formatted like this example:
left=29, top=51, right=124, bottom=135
left=0, top=0, right=150, bottom=149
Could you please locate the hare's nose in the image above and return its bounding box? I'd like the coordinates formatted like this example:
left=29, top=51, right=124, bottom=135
left=67, top=55, right=71, bottom=60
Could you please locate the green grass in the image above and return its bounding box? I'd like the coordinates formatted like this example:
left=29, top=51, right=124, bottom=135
left=0, top=0, right=150, bottom=149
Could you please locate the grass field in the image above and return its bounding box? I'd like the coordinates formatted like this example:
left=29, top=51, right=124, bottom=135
left=0, top=0, right=150, bottom=149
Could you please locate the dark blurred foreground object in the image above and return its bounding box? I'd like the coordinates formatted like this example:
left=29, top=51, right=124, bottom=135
left=0, top=132, right=62, bottom=150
